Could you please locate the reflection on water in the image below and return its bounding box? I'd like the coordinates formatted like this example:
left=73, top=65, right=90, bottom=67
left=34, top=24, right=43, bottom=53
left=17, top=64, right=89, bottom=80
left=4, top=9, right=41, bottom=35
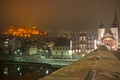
left=0, top=61, right=58, bottom=80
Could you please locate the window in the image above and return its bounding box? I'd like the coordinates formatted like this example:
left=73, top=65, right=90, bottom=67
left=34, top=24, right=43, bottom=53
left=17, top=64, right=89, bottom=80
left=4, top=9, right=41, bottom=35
left=56, top=52, right=57, bottom=54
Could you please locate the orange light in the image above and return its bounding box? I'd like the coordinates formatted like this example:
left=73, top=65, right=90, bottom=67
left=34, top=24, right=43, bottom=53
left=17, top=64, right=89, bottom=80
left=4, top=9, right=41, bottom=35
left=44, top=31, right=47, bottom=35
left=28, top=34, right=31, bottom=37
left=4, top=26, right=41, bottom=37
left=18, top=28, right=24, bottom=32
left=40, top=32, right=42, bottom=35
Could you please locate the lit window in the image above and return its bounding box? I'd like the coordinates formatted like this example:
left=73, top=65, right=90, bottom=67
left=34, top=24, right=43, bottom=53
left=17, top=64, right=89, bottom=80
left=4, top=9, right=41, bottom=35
left=72, top=50, right=75, bottom=53
left=76, top=49, right=78, bottom=52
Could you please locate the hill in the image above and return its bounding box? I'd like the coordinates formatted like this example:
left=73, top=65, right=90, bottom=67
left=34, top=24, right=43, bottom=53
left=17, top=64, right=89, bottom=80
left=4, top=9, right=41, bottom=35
left=39, top=51, right=120, bottom=80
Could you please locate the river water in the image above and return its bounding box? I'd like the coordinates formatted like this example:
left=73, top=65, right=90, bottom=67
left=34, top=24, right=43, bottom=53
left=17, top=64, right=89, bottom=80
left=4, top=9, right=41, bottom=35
left=0, top=61, right=58, bottom=80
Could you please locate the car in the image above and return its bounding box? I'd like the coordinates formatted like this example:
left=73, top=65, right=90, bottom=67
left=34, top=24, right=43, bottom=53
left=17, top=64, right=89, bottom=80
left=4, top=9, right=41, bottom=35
left=96, top=55, right=101, bottom=60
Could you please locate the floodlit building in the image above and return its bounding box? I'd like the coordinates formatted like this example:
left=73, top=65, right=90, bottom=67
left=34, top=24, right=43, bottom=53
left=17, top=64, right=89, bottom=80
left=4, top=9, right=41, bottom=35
left=29, top=46, right=37, bottom=55
left=98, top=13, right=119, bottom=50
left=50, top=37, right=71, bottom=59
left=4, top=25, right=47, bottom=37
left=71, top=32, right=97, bottom=54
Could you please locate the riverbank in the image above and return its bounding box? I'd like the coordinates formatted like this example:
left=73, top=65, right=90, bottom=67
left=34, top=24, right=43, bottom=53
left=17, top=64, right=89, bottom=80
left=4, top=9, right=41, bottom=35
left=0, top=55, right=78, bottom=68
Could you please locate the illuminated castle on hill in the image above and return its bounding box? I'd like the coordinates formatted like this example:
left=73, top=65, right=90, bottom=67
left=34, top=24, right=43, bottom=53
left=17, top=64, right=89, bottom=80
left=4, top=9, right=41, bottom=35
left=4, top=25, right=47, bottom=37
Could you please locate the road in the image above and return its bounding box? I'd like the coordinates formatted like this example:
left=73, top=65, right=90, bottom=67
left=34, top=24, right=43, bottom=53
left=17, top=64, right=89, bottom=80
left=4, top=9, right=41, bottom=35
left=83, top=70, right=96, bottom=80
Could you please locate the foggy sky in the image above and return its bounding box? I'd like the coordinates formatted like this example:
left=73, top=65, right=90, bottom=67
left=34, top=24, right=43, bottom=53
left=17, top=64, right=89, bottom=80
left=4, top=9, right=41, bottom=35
left=0, top=0, right=120, bottom=32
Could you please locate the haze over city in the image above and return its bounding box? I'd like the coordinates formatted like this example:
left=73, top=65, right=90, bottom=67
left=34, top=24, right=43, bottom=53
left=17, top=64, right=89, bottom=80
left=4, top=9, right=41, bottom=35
left=0, top=0, right=120, bottom=80
left=0, top=0, right=120, bottom=32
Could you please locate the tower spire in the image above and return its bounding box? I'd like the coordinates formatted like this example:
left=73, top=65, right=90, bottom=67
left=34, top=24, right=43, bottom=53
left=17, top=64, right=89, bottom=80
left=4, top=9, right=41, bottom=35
left=99, top=20, right=104, bottom=28
left=111, top=12, right=119, bottom=27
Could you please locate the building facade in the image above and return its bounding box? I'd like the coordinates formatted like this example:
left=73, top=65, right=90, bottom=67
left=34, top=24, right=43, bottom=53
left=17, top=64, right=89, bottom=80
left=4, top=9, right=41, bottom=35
left=71, top=32, right=97, bottom=54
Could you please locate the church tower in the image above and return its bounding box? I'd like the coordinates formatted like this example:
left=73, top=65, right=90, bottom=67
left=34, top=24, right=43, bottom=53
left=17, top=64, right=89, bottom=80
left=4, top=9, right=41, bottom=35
left=98, top=13, right=119, bottom=50
left=98, top=21, right=105, bottom=45
left=110, top=13, right=119, bottom=50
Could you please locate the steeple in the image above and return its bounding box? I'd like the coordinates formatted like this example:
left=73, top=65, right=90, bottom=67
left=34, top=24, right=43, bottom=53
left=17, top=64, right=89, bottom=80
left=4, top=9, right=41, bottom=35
left=111, top=12, right=119, bottom=27
left=99, top=20, right=104, bottom=28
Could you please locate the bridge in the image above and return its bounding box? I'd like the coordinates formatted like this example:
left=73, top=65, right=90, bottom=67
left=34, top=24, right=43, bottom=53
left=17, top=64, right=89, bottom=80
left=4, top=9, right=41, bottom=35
left=0, top=55, right=78, bottom=68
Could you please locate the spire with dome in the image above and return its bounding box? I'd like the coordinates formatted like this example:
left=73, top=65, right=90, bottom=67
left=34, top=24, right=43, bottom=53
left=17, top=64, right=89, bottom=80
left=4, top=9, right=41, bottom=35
left=99, top=20, right=104, bottom=28
left=111, top=12, right=119, bottom=27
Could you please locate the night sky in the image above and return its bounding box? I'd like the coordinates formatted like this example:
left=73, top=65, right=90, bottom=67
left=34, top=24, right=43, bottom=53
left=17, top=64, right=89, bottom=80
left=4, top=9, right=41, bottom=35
left=0, top=0, right=120, bottom=32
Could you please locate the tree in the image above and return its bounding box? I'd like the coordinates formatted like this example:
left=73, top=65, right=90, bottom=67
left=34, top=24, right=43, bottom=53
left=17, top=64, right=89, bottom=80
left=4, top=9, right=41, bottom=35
left=97, top=45, right=108, bottom=51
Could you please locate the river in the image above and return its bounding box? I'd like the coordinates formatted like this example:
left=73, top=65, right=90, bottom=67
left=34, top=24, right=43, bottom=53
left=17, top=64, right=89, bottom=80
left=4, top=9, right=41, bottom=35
left=0, top=60, right=58, bottom=80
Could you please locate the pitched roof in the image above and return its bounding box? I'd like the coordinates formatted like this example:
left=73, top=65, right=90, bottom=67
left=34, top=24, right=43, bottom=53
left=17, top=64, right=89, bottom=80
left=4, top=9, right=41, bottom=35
left=104, top=28, right=113, bottom=35
left=101, top=36, right=116, bottom=40
left=54, top=37, right=70, bottom=47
